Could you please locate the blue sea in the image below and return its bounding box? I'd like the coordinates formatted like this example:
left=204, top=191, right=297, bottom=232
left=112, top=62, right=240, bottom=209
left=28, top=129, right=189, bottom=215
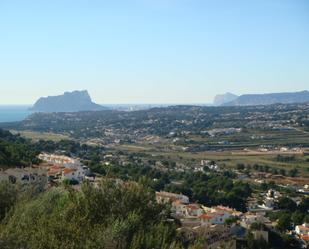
left=0, top=106, right=32, bottom=123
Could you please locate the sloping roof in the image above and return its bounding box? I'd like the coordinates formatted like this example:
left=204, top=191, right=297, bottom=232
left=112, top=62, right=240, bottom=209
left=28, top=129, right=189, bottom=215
left=199, top=214, right=213, bottom=220
left=301, top=234, right=309, bottom=241
left=186, top=204, right=200, bottom=210
left=298, top=225, right=309, bottom=231
left=63, top=168, right=77, bottom=174
left=172, top=200, right=185, bottom=206
left=214, top=205, right=234, bottom=213
left=48, top=166, right=63, bottom=175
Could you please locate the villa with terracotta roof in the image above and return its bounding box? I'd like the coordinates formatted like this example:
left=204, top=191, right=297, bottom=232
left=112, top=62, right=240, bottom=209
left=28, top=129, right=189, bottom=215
left=295, top=223, right=309, bottom=236
left=156, top=191, right=243, bottom=228
left=300, top=234, right=309, bottom=246
left=199, top=210, right=232, bottom=226
left=184, top=204, right=204, bottom=217
left=40, top=153, right=89, bottom=183
left=295, top=223, right=309, bottom=247
left=171, top=200, right=187, bottom=216
left=62, top=167, right=86, bottom=182
left=155, top=191, right=189, bottom=204
left=199, top=214, right=214, bottom=226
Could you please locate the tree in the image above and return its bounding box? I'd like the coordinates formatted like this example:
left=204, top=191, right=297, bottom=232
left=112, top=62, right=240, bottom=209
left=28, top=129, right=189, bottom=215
left=250, top=222, right=267, bottom=231
left=289, top=168, right=298, bottom=177
left=277, top=213, right=292, bottom=232
left=225, top=216, right=239, bottom=226
left=279, top=169, right=286, bottom=176
left=246, top=232, right=268, bottom=249
left=237, top=163, right=245, bottom=170
left=0, top=129, right=40, bottom=167
left=291, top=211, right=305, bottom=226
left=0, top=181, right=18, bottom=221
left=298, top=198, right=309, bottom=213
left=277, top=197, right=297, bottom=212
left=0, top=179, right=181, bottom=249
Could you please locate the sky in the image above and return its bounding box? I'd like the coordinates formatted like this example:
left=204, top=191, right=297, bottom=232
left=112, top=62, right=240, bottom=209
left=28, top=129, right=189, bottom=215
left=0, top=0, right=308, bottom=104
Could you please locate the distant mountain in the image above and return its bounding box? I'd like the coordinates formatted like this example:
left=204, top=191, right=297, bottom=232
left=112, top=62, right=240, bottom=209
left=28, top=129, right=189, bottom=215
left=213, top=92, right=238, bottom=106
left=223, top=90, right=309, bottom=106
left=30, top=90, right=106, bottom=112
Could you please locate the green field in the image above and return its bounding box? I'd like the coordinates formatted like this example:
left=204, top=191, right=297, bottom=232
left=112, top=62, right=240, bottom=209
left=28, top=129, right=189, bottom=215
left=10, top=130, right=70, bottom=142
left=114, top=143, right=309, bottom=177
left=188, top=129, right=309, bottom=148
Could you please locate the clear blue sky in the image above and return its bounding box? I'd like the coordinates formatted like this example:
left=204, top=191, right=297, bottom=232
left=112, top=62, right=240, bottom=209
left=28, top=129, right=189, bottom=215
left=0, top=0, right=308, bottom=104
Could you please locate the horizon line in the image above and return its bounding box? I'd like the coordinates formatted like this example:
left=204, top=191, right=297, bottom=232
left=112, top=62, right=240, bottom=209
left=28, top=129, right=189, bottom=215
left=0, top=102, right=214, bottom=106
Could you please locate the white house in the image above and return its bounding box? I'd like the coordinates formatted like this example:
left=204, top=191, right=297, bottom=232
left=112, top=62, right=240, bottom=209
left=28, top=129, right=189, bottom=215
left=240, top=213, right=270, bottom=229
left=295, top=223, right=309, bottom=236
left=184, top=204, right=204, bottom=217
left=171, top=200, right=187, bottom=216
left=199, top=214, right=215, bottom=226
left=262, top=197, right=275, bottom=209
left=210, top=212, right=231, bottom=224
left=199, top=211, right=231, bottom=226
left=62, top=167, right=85, bottom=182
left=266, top=189, right=281, bottom=199
left=156, top=191, right=189, bottom=204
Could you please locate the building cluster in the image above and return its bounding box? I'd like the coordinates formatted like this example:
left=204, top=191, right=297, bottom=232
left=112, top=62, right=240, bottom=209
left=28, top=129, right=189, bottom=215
left=156, top=191, right=242, bottom=228
left=295, top=223, right=309, bottom=246
left=155, top=191, right=277, bottom=248
left=248, top=189, right=282, bottom=212
left=38, top=153, right=90, bottom=183
left=200, top=160, right=220, bottom=171
left=155, top=189, right=309, bottom=247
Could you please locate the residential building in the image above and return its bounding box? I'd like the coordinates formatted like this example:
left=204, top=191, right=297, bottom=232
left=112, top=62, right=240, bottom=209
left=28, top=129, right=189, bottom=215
left=156, top=191, right=189, bottom=204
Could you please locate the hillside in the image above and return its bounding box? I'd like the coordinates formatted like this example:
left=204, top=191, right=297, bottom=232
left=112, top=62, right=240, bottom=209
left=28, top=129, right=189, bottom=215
left=30, top=90, right=106, bottom=112
left=0, top=129, right=39, bottom=167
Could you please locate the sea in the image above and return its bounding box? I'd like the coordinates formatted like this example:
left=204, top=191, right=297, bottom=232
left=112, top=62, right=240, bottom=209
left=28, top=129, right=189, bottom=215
left=0, top=105, right=32, bottom=123
left=0, top=103, right=213, bottom=123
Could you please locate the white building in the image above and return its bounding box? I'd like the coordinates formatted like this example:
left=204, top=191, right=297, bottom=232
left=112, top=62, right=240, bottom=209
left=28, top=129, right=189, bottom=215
left=184, top=204, right=204, bottom=217
left=240, top=213, right=271, bottom=229
left=199, top=212, right=231, bottom=226
left=156, top=191, right=189, bottom=204
left=40, top=153, right=88, bottom=183
left=198, top=206, right=236, bottom=226
left=266, top=189, right=281, bottom=199
left=295, top=223, right=309, bottom=236
left=172, top=200, right=187, bottom=216
left=39, top=153, right=78, bottom=166
left=262, top=197, right=275, bottom=209
left=62, top=167, right=86, bottom=182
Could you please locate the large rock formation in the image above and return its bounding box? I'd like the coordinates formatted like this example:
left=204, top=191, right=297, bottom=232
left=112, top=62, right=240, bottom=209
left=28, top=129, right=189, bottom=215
left=213, top=92, right=238, bottom=106
left=31, top=90, right=106, bottom=112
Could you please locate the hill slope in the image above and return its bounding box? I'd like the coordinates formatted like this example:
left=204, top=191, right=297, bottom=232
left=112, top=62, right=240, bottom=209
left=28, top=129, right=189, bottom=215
left=0, top=129, right=39, bottom=167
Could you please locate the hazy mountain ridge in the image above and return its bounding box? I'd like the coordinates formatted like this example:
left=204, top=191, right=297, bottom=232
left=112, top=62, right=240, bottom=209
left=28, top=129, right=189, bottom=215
left=221, top=90, right=309, bottom=106
left=30, top=90, right=106, bottom=112
left=213, top=92, right=238, bottom=106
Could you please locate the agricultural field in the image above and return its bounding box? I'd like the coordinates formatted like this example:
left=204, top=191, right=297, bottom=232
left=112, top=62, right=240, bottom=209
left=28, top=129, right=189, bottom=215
left=10, top=130, right=69, bottom=142
left=114, top=142, right=309, bottom=178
